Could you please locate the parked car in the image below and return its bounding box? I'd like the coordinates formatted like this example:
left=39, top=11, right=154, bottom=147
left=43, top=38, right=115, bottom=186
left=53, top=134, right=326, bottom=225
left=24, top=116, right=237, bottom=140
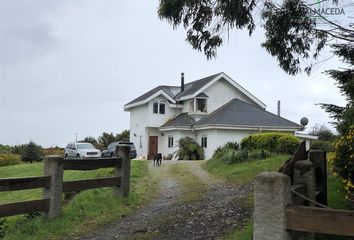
left=64, top=142, right=101, bottom=159
left=102, top=141, right=137, bottom=159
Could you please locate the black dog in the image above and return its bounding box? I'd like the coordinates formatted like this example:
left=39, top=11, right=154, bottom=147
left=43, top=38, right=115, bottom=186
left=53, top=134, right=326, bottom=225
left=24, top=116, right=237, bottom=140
left=153, top=153, right=162, bottom=167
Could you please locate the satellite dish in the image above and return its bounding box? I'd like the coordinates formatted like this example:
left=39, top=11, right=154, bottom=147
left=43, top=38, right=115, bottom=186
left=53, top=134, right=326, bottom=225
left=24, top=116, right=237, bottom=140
left=300, top=117, right=309, bottom=126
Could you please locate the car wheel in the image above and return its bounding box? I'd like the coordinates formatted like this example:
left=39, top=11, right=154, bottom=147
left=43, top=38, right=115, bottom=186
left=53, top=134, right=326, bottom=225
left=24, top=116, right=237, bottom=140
left=64, top=154, right=68, bottom=159
left=76, top=154, right=80, bottom=159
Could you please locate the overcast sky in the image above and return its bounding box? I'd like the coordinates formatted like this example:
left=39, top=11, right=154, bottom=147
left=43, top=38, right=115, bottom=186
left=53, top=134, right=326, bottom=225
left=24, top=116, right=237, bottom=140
left=0, top=0, right=347, bottom=147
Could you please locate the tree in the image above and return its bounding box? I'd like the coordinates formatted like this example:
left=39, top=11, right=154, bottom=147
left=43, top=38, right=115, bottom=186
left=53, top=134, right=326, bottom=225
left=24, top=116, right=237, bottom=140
left=98, top=132, right=116, bottom=149
left=116, top=130, right=130, bottom=141
left=22, top=141, right=43, bottom=163
left=309, top=124, right=336, bottom=141
left=81, top=136, right=100, bottom=149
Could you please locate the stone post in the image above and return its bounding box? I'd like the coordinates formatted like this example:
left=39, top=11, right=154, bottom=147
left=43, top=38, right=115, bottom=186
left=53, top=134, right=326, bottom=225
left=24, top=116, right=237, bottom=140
left=254, top=172, right=292, bottom=240
left=114, top=145, right=131, bottom=197
left=293, top=160, right=315, bottom=240
left=43, top=155, right=63, bottom=219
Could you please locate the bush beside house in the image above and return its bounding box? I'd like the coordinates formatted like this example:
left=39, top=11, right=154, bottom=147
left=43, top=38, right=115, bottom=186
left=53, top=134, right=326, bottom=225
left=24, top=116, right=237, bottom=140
left=175, top=137, right=204, bottom=160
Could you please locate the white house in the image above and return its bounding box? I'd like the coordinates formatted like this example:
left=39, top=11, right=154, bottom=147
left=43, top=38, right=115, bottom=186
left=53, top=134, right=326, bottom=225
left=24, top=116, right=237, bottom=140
left=124, top=72, right=304, bottom=160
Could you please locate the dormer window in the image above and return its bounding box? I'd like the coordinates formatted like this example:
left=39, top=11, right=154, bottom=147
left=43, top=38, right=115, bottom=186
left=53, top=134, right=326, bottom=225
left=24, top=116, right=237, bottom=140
left=196, top=98, right=207, bottom=113
left=189, top=93, right=208, bottom=113
left=153, top=101, right=165, bottom=114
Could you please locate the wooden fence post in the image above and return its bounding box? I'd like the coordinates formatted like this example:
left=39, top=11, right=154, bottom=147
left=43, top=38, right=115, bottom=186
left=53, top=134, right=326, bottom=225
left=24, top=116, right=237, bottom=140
left=254, top=172, right=292, bottom=240
left=115, top=145, right=131, bottom=197
left=293, top=160, right=315, bottom=240
left=309, top=150, right=327, bottom=205
left=43, top=155, right=63, bottom=219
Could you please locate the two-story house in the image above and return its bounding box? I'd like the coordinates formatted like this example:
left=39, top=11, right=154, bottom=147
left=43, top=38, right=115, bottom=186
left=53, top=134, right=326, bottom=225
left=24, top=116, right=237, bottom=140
left=124, top=72, right=303, bottom=159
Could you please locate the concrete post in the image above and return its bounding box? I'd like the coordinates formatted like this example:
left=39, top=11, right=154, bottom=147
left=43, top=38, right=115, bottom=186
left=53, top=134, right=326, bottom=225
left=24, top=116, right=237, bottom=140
left=43, top=155, right=63, bottom=219
left=294, top=161, right=315, bottom=205
left=114, top=145, right=131, bottom=197
left=293, top=160, right=315, bottom=240
left=254, top=172, right=292, bottom=240
left=309, top=150, right=327, bottom=205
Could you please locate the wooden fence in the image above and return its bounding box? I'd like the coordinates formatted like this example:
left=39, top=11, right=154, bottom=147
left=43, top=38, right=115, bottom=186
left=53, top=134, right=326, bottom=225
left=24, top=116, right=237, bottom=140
left=254, top=148, right=354, bottom=239
left=0, top=145, right=131, bottom=219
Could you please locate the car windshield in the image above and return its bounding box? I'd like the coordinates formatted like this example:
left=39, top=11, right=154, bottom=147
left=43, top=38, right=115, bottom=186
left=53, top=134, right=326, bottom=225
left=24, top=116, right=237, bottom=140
left=77, top=143, right=95, bottom=149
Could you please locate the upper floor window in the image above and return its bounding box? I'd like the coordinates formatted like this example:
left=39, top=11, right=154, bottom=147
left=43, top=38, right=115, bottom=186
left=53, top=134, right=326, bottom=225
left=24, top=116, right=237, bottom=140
left=153, top=102, right=158, bottom=114
left=153, top=101, right=165, bottom=114
left=196, top=98, right=207, bottom=113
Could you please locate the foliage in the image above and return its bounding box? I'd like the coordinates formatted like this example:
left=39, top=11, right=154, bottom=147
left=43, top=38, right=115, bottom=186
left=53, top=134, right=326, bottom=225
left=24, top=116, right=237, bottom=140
left=309, top=124, right=337, bottom=142
left=330, top=126, right=354, bottom=206
left=81, top=136, right=100, bottom=149
left=42, top=147, right=64, bottom=156
left=0, top=218, right=7, bottom=239
left=175, top=137, right=204, bottom=160
left=241, top=132, right=300, bottom=154
left=276, top=135, right=301, bottom=154
left=0, top=154, right=22, bottom=167
left=248, top=150, right=271, bottom=160
left=21, top=141, right=43, bottom=163
left=220, top=150, right=248, bottom=164
left=212, top=141, right=240, bottom=159
left=310, top=140, right=334, bottom=152
left=116, top=130, right=130, bottom=141
left=0, top=145, right=13, bottom=154
left=95, top=130, right=130, bottom=149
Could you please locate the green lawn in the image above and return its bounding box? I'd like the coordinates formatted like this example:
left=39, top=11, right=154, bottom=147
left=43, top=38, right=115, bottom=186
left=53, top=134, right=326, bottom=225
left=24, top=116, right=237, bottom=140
left=0, top=160, right=152, bottom=240
left=204, top=154, right=290, bottom=184
left=204, top=155, right=351, bottom=240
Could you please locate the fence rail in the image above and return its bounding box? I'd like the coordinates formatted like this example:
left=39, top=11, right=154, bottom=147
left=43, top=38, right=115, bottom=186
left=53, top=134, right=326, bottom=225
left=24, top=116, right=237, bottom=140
left=287, top=206, right=354, bottom=237
left=0, top=176, right=51, bottom=192
left=254, top=148, right=354, bottom=239
left=0, top=145, right=131, bottom=219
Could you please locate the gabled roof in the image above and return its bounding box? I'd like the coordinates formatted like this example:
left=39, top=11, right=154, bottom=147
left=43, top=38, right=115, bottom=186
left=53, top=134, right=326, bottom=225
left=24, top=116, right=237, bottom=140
left=161, top=113, right=196, bottom=128
left=194, top=98, right=303, bottom=130
left=124, top=72, right=266, bottom=110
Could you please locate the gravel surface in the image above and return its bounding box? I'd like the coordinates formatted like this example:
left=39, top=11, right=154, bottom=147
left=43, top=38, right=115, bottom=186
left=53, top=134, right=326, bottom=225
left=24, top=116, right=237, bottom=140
left=73, top=161, right=251, bottom=240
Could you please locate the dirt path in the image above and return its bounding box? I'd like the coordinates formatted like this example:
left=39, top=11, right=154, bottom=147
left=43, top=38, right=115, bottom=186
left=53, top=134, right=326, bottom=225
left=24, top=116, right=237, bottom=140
left=74, top=161, right=251, bottom=240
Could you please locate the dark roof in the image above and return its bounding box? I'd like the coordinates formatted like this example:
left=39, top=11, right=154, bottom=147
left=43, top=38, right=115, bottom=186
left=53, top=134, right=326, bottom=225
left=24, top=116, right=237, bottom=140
left=125, top=85, right=179, bottom=106
left=161, top=113, right=196, bottom=128
left=175, top=73, right=221, bottom=99
left=194, top=98, right=303, bottom=129
left=125, top=73, right=221, bottom=106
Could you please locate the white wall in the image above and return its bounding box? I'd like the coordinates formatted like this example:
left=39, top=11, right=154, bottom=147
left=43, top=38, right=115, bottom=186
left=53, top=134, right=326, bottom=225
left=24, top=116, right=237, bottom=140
left=203, top=78, right=255, bottom=113
left=196, top=129, right=217, bottom=160
left=129, top=104, right=148, bottom=158
left=148, top=96, right=181, bottom=127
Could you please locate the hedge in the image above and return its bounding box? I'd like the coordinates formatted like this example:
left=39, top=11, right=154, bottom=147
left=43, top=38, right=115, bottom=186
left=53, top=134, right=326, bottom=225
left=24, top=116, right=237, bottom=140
left=240, top=132, right=300, bottom=154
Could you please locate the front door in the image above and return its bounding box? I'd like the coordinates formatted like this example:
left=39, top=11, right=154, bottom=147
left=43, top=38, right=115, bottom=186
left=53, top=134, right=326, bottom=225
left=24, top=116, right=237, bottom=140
left=148, top=136, right=158, bottom=160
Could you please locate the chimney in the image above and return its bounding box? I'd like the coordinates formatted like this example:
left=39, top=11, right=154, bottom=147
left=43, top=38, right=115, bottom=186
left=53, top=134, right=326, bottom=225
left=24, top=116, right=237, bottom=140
left=277, top=100, right=281, bottom=117
left=181, top=72, right=185, bottom=92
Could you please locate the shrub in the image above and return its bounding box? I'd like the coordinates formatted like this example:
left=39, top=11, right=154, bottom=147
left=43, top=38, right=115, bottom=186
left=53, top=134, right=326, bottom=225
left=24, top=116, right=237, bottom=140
left=212, top=141, right=240, bottom=159
left=241, top=132, right=300, bottom=154
left=330, top=126, right=354, bottom=205
left=220, top=149, right=248, bottom=164
left=310, top=140, right=334, bottom=152
left=248, top=150, right=271, bottom=160
left=276, top=135, right=300, bottom=154
left=22, top=141, right=43, bottom=163
left=0, top=154, right=22, bottom=167
left=175, top=137, right=204, bottom=160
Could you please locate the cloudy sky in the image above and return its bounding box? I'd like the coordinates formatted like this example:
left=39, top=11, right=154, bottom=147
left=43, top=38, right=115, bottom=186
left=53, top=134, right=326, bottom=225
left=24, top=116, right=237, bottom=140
left=0, top=0, right=347, bottom=147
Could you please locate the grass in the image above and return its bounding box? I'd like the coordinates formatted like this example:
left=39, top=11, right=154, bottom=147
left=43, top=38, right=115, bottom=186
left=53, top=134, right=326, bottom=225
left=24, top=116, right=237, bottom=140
left=204, top=154, right=291, bottom=184
left=204, top=155, right=352, bottom=240
left=0, top=160, right=152, bottom=240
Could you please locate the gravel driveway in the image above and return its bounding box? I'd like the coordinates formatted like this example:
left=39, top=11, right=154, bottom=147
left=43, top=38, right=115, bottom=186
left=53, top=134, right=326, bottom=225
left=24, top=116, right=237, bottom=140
left=73, top=161, right=251, bottom=240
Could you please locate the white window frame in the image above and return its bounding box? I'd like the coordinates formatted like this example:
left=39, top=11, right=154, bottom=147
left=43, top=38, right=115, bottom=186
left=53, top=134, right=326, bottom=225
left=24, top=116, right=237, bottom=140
left=152, top=101, right=166, bottom=115
left=139, top=135, right=143, bottom=148
left=196, top=97, right=207, bottom=113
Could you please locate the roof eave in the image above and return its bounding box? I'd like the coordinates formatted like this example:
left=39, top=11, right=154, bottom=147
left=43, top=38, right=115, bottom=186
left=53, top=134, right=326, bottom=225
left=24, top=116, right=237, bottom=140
left=193, top=124, right=304, bottom=131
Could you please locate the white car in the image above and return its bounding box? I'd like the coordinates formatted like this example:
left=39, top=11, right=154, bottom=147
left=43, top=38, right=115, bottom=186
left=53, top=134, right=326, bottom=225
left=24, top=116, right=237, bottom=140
left=64, top=142, right=101, bottom=159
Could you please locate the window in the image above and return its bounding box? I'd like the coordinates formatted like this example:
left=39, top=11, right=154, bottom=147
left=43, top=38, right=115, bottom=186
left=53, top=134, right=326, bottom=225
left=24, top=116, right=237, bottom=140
left=168, top=136, right=174, bottom=148
left=152, top=101, right=165, bottom=114
left=201, top=136, right=207, bottom=148
left=159, top=102, right=165, bottom=114
left=153, top=102, right=158, bottom=114
left=196, top=98, right=207, bottom=112
left=139, top=135, right=143, bottom=148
